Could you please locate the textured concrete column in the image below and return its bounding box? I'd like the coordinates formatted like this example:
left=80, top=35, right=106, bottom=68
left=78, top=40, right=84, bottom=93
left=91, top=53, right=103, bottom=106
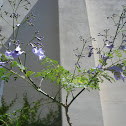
left=85, top=0, right=126, bottom=126
left=58, top=0, right=103, bottom=126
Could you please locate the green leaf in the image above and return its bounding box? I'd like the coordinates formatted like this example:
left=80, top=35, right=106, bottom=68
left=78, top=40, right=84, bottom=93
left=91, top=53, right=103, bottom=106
left=11, top=61, right=18, bottom=67
left=1, top=54, right=7, bottom=61
left=78, top=69, right=81, bottom=73
left=14, top=76, right=18, bottom=81
left=1, top=76, right=9, bottom=82
left=57, top=78, right=61, bottom=85
left=25, top=71, right=35, bottom=77
left=40, top=60, right=47, bottom=66
left=52, top=60, right=58, bottom=65
left=105, top=52, right=113, bottom=58
left=123, top=60, right=126, bottom=66
left=47, top=64, right=51, bottom=68
left=101, top=73, right=115, bottom=83
left=34, top=72, right=42, bottom=77
left=0, top=68, right=7, bottom=77
left=50, top=76, right=56, bottom=82
left=114, top=50, right=122, bottom=57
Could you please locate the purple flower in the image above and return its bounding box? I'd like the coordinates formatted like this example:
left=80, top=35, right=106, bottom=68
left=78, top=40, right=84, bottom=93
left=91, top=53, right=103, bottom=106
left=97, top=64, right=102, bottom=69
left=32, top=47, right=45, bottom=60
left=108, top=65, right=125, bottom=81
left=101, top=54, right=109, bottom=63
left=108, top=66, right=123, bottom=72
left=27, top=19, right=34, bottom=26
left=87, top=64, right=102, bottom=74
left=93, top=64, right=102, bottom=73
left=30, top=12, right=35, bottom=18
left=114, top=72, right=125, bottom=81
left=88, top=46, right=93, bottom=57
left=15, top=40, right=24, bottom=45
left=35, top=36, right=44, bottom=41
left=103, top=55, right=107, bottom=60
left=16, top=24, right=20, bottom=27
left=0, top=62, right=6, bottom=68
left=35, top=31, right=39, bottom=34
left=5, top=45, right=25, bottom=58
left=30, top=42, right=43, bottom=48
left=120, top=45, right=126, bottom=51
left=105, top=43, right=114, bottom=49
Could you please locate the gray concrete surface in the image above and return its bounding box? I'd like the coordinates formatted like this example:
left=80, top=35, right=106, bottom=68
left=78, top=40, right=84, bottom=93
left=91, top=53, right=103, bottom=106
left=0, top=0, right=38, bottom=43
left=0, top=0, right=61, bottom=123
left=1, top=0, right=126, bottom=126
left=0, top=0, right=3, bottom=7
left=0, top=0, right=38, bottom=106
left=85, top=0, right=126, bottom=126
left=59, top=0, right=104, bottom=126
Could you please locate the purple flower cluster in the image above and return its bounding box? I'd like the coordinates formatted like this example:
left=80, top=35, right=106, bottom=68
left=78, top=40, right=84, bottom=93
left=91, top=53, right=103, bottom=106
left=108, top=65, right=125, bottom=81
left=105, top=43, right=114, bottom=49
left=10, top=13, right=20, bottom=19
left=35, top=36, right=44, bottom=41
left=26, top=12, right=35, bottom=26
left=87, top=64, right=102, bottom=74
left=32, top=47, right=45, bottom=60
left=101, top=54, right=109, bottom=64
left=88, top=45, right=93, bottom=57
left=27, top=19, right=34, bottom=26
left=0, top=42, right=46, bottom=69
left=30, top=43, right=45, bottom=60
left=5, top=45, right=25, bottom=58
left=120, top=45, right=126, bottom=51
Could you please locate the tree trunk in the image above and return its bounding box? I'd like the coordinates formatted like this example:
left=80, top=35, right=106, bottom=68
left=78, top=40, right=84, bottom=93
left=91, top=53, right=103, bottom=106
left=65, top=106, right=72, bottom=126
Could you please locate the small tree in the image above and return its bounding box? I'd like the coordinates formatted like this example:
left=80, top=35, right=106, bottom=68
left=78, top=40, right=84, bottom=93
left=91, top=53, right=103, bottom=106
left=0, top=1, right=126, bottom=125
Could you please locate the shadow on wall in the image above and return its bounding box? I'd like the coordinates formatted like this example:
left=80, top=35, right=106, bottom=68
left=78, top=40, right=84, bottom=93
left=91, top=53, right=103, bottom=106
left=0, top=0, right=61, bottom=124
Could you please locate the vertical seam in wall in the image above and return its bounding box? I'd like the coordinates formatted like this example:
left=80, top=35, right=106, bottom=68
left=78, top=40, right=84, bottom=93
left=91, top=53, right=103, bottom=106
left=84, top=0, right=105, bottom=125
left=57, top=0, right=62, bottom=125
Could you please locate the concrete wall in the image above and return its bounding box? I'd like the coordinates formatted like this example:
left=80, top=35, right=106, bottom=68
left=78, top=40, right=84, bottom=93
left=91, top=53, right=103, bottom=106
left=85, top=1, right=126, bottom=126
left=58, top=0, right=126, bottom=126
left=0, top=0, right=61, bottom=123
left=58, top=0, right=104, bottom=126
left=0, top=0, right=126, bottom=126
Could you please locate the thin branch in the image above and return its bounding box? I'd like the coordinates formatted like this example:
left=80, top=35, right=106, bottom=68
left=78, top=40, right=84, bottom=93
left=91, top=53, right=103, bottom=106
left=105, top=57, right=126, bottom=70
left=39, top=77, right=43, bottom=88
left=37, top=88, right=65, bottom=107
left=3, top=66, right=65, bottom=107
left=68, top=73, right=98, bottom=107
left=112, top=10, right=124, bottom=44
left=68, top=88, right=85, bottom=107
left=65, top=92, right=69, bottom=105
left=1, top=16, right=12, bottom=27
left=72, top=40, right=86, bottom=79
